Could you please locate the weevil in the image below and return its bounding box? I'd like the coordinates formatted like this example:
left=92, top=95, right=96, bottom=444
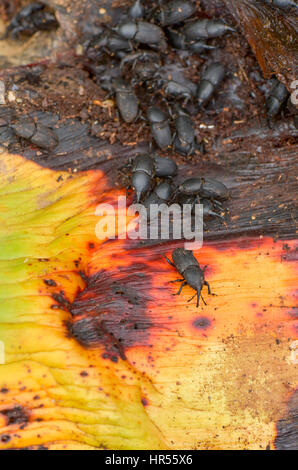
left=162, top=79, right=195, bottom=104
left=147, top=106, right=172, bottom=150
left=117, top=20, right=167, bottom=50
left=165, top=248, right=212, bottom=307
left=131, top=154, right=155, bottom=202
left=156, top=0, right=196, bottom=26
left=121, top=154, right=177, bottom=202
left=173, top=177, right=229, bottom=208
left=114, top=79, right=139, bottom=123
left=153, top=155, right=178, bottom=177
left=178, top=177, right=229, bottom=199
left=183, top=18, right=235, bottom=40
left=266, top=80, right=289, bottom=118
left=173, top=108, right=196, bottom=156
left=197, top=62, right=225, bottom=107
left=167, top=29, right=216, bottom=53
left=6, top=2, right=58, bottom=39
left=90, top=32, right=133, bottom=56
left=143, top=181, right=173, bottom=209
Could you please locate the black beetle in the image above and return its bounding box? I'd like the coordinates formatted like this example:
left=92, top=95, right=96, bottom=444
left=114, top=79, right=139, bottom=123
left=167, top=29, right=216, bottom=53
left=123, top=154, right=177, bottom=202
left=263, top=0, right=298, bottom=8
left=177, top=193, right=224, bottom=221
left=147, top=106, right=172, bottom=150
left=153, top=155, right=178, bottom=177
left=156, top=0, right=196, bottom=26
left=131, top=154, right=155, bottom=202
left=129, top=0, right=145, bottom=19
left=197, top=62, right=226, bottom=107
left=175, top=177, right=229, bottom=203
left=183, top=18, right=235, bottom=40
left=165, top=248, right=212, bottom=307
left=162, top=79, right=195, bottom=104
left=143, top=182, right=173, bottom=209
left=6, top=2, right=58, bottom=39
left=173, top=109, right=196, bottom=156
left=117, top=20, right=167, bottom=50
left=266, top=80, right=289, bottom=118
left=91, top=32, right=133, bottom=56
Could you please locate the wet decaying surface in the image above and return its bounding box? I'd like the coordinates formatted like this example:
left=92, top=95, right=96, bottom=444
left=0, top=0, right=297, bottom=450
left=0, top=1, right=297, bottom=240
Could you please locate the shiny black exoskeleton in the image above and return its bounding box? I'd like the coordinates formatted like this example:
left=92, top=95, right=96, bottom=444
left=156, top=0, right=196, bottom=26
left=114, top=79, right=139, bottom=123
left=173, top=177, right=229, bottom=212
left=162, top=79, right=195, bottom=104
left=127, top=154, right=177, bottom=202
left=167, top=29, right=216, bottom=54
left=147, top=106, right=172, bottom=150
left=117, top=20, right=167, bottom=50
left=143, top=182, right=173, bottom=209
left=165, top=248, right=212, bottom=307
left=6, top=2, right=58, bottom=39
left=197, top=62, right=226, bottom=107
left=153, top=155, right=178, bottom=177
left=266, top=80, right=289, bottom=118
left=177, top=177, right=229, bottom=200
left=173, top=109, right=196, bottom=156
left=88, top=31, right=132, bottom=57
left=131, top=154, right=155, bottom=202
left=183, top=18, right=235, bottom=40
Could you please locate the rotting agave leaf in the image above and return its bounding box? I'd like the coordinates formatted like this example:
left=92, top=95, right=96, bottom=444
left=0, top=153, right=297, bottom=450
left=225, top=0, right=298, bottom=89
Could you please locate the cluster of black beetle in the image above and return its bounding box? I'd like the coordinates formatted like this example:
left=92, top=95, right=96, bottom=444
left=4, top=0, right=296, bottom=307
left=125, top=152, right=228, bottom=216
left=86, top=0, right=237, bottom=156
left=121, top=151, right=229, bottom=307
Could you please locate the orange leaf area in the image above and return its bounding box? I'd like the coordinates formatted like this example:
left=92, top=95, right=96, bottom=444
left=0, top=153, right=297, bottom=449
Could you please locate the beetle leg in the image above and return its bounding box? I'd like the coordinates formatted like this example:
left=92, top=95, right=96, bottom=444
left=164, top=255, right=175, bottom=267
left=212, top=199, right=223, bottom=210
left=204, top=280, right=211, bottom=295
left=169, top=186, right=179, bottom=203
left=169, top=278, right=184, bottom=283
left=187, top=292, right=196, bottom=303
left=200, top=294, right=207, bottom=306
left=176, top=281, right=187, bottom=296
left=191, top=195, right=199, bottom=212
